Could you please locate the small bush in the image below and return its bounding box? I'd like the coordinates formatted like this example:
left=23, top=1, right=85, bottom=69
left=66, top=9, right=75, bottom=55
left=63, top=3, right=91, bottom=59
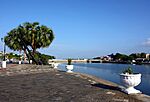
left=123, top=66, right=133, bottom=74
left=67, top=58, right=72, bottom=65
left=33, top=51, right=55, bottom=65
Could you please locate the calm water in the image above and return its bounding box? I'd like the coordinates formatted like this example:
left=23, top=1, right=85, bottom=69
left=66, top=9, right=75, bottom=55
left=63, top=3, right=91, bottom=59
left=58, top=63, right=150, bottom=96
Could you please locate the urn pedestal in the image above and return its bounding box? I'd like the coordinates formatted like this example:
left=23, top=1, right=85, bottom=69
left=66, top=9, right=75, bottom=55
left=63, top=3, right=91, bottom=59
left=66, top=65, right=74, bottom=73
left=53, top=63, right=59, bottom=69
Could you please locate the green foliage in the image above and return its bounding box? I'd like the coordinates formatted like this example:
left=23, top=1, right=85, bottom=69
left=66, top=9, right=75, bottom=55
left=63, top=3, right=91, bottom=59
left=111, top=53, right=147, bottom=62
left=129, top=53, right=137, bottom=59
left=141, top=53, right=146, bottom=58
left=7, top=53, right=13, bottom=59
left=7, top=53, right=21, bottom=60
left=123, top=67, right=133, bottom=74
left=129, top=53, right=146, bottom=59
left=0, top=55, right=3, bottom=60
left=114, top=53, right=130, bottom=61
left=67, top=58, right=72, bottom=65
left=33, top=51, right=55, bottom=65
left=21, top=22, right=55, bottom=54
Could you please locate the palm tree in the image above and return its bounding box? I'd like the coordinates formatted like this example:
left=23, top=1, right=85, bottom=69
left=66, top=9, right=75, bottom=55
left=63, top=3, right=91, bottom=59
left=39, top=25, right=54, bottom=48
left=4, top=28, right=22, bottom=51
left=4, top=22, right=55, bottom=65
left=22, top=22, right=39, bottom=55
left=22, top=22, right=54, bottom=55
left=4, top=27, right=30, bottom=63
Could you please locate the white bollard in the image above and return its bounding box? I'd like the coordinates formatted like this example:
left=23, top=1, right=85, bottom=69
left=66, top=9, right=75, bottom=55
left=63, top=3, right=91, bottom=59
left=30, top=60, right=32, bottom=64
left=2, top=61, right=6, bottom=68
left=19, top=61, right=22, bottom=64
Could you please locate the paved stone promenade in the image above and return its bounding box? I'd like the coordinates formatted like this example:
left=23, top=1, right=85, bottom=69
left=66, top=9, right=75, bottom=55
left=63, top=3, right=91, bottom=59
left=0, top=64, right=145, bottom=102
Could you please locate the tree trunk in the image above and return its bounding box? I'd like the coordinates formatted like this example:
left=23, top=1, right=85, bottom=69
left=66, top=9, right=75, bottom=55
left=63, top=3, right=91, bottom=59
left=21, top=46, right=30, bottom=64
left=23, top=49, right=27, bottom=63
left=19, top=38, right=38, bottom=65
left=23, top=43, right=38, bottom=65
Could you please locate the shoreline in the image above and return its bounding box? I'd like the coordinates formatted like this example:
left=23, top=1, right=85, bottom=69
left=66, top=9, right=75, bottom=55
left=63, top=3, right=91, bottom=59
left=0, top=64, right=149, bottom=102
left=48, top=59, right=150, bottom=66
left=71, top=72, right=150, bottom=102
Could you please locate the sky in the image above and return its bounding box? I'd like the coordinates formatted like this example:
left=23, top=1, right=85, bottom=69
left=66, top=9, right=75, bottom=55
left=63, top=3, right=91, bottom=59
left=1, top=0, right=150, bottom=59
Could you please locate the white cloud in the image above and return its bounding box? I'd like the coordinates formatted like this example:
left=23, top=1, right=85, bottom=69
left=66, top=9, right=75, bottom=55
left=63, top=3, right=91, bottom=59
left=142, top=38, right=150, bottom=46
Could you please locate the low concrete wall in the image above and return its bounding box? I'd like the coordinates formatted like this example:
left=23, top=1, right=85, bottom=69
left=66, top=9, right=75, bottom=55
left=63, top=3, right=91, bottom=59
left=48, top=59, right=87, bottom=63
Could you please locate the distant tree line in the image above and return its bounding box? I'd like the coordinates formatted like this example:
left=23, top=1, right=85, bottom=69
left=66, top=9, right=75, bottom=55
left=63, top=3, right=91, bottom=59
left=94, top=52, right=148, bottom=62
left=112, top=53, right=147, bottom=61
left=1, top=52, right=55, bottom=65
left=7, top=53, right=21, bottom=60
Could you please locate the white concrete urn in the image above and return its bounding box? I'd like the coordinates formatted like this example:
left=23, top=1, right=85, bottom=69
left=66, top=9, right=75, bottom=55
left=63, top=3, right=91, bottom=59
left=120, top=73, right=142, bottom=94
left=53, top=63, right=59, bottom=69
left=2, top=61, right=6, bottom=68
left=66, top=65, right=74, bottom=73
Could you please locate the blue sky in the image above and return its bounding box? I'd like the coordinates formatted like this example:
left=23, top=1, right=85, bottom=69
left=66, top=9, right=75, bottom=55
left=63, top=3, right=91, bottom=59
left=1, top=0, right=150, bottom=58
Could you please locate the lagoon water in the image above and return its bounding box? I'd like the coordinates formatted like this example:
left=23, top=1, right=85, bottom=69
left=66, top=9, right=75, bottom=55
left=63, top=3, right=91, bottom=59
left=59, top=63, right=150, bottom=96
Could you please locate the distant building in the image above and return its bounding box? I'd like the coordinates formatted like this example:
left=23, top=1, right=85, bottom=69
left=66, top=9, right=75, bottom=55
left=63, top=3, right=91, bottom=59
left=135, top=58, right=145, bottom=62
left=146, top=54, right=150, bottom=59
left=101, top=56, right=112, bottom=61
